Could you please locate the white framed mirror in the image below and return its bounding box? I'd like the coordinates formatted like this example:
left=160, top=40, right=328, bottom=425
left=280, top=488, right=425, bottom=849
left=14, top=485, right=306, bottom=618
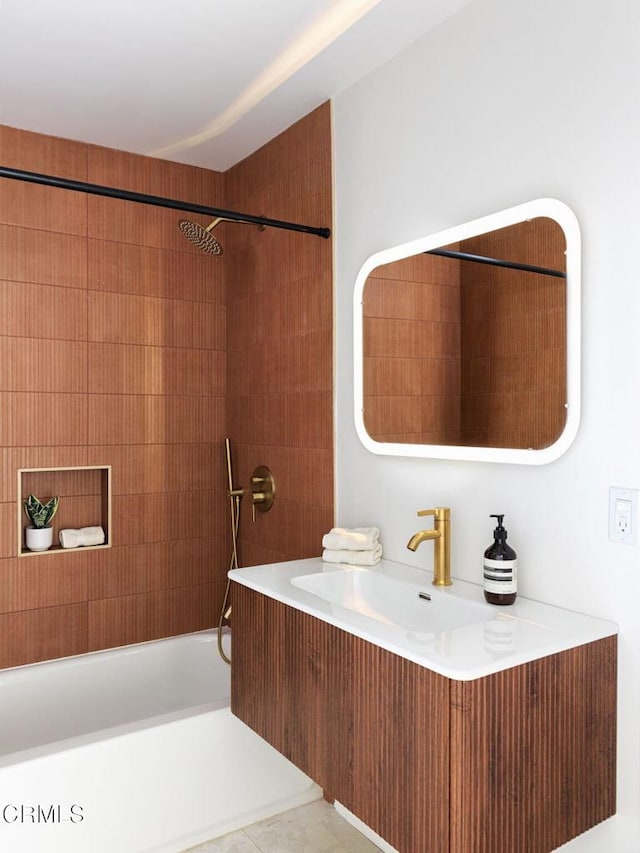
left=353, top=199, right=581, bottom=464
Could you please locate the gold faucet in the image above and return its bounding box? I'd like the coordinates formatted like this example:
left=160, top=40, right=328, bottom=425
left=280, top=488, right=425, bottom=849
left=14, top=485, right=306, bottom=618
left=407, top=508, right=451, bottom=586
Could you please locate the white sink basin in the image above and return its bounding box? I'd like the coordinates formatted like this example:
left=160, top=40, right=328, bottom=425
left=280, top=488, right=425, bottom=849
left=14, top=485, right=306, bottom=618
left=229, top=557, right=618, bottom=680
left=291, top=568, right=489, bottom=633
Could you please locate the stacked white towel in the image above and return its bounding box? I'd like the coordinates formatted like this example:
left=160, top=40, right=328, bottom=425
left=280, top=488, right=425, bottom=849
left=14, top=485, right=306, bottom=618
left=321, top=526, right=382, bottom=567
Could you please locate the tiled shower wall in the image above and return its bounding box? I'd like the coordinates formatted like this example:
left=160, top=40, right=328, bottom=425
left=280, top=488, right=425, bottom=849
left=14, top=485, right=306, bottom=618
left=225, top=104, right=334, bottom=566
left=0, top=107, right=333, bottom=669
left=0, top=126, right=228, bottom=668
left=0, top=105, right=333, bottom=667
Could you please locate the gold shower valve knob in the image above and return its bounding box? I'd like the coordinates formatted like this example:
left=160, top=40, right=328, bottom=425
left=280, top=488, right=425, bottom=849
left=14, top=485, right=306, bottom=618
left=250, top=465, right=275, bottom=522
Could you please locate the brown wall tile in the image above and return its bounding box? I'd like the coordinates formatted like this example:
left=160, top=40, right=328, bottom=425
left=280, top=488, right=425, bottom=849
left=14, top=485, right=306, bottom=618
left=0, top=184, right=87, bottom=235
left=87, top=536, right=223, bottom=600
left=0, top=125, right=87, bottom=178
left=0, top=447, right=88, bottom=503
left=88, top=291, right=225, bottom=350
left=0, top=280, right=88, bottom=340
left=0, top=338, right=87, bottom=393
left=87, top=394, right=224, bottom=446
left=226, top=103, right=334, bottom=563
left=0, top=123, right=229, bottom=669
left=87, top=342, right=225, bottom=396
left=0, top=503, right=17, bottom=559
left=32, top=558, right=88, bottom=609
left=0, top=105, right=333, bottom=669
left=0, top=604, right=87, bottom=668
left=90, top=444, right=220, bottom=496
left=0, top=225, right=87, bottom=288
left=0, top=392, right=87, bottom=447
left=0, top=559, right=38, bottom=614
left=87, top=583, right=223, bottom=651
left=87, top=239, right=225, bottom=303
left=87, top=143, right=223, bottom=203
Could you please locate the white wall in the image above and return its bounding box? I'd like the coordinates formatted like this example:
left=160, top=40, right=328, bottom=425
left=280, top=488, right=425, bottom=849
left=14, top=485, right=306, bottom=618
left=333, top=0, right=640, bottom=848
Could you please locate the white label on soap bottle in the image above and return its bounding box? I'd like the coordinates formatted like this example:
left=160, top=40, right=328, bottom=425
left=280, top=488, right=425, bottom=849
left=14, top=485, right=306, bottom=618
left=483, top=558, right=517, bottom=595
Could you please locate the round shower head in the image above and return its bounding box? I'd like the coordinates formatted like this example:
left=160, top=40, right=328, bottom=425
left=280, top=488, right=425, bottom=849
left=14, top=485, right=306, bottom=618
left=179, top=218, right=224, bottom=256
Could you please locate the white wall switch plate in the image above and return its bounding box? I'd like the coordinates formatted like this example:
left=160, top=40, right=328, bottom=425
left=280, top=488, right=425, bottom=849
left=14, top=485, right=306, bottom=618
left=609, top=486, right=639, bottom=545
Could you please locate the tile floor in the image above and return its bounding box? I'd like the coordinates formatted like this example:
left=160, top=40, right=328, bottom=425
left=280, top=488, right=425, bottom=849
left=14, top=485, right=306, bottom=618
left=184, top=800, right=382, bottom=852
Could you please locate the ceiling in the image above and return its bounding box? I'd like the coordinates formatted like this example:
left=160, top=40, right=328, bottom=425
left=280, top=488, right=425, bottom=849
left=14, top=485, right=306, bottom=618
left=0, top=0, right=471, bottom=172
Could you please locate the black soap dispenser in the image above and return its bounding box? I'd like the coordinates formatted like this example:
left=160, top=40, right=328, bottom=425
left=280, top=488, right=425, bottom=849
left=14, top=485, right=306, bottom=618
left=483, top=514, right=517, bottom=605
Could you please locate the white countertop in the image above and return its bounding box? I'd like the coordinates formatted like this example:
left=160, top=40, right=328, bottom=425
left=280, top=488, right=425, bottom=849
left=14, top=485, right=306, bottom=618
left=229, top=557, right=618, bottom=681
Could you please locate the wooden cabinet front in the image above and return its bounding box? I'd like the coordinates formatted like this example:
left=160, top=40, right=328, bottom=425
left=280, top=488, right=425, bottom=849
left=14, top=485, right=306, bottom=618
left=231, top=584, right=616, bottom=853
left=231, top=584, right=450, bottom=851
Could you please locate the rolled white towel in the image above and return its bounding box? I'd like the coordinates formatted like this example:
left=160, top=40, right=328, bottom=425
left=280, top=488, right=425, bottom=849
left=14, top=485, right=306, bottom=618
left=59, top=526, right=106, bottom=548
left=322, top=527, right=380, bottom=551
left=322, top=543, right=382, bottom=566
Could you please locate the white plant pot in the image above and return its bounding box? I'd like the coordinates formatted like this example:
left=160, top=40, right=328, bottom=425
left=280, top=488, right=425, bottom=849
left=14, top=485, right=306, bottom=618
left=25, top=525, right=54, bottom=552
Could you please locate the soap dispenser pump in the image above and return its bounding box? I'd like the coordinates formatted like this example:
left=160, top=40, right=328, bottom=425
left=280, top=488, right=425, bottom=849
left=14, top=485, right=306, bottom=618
left=483, top=514, right=517, bottom=605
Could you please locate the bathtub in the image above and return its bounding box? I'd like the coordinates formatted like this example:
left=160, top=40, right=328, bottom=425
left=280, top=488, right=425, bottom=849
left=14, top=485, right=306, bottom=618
left=0, top=629, right=321, bottom=853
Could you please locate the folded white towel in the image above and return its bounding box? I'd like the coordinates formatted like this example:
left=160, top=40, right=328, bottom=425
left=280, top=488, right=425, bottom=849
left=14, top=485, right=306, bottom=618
left=322, top=527, right=380, bottom=551
left=322, top=543, right=382, bottom=566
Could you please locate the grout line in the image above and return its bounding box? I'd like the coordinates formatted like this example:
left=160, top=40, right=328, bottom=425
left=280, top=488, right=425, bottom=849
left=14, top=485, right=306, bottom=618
left=240, top=828, right=263, bottom=851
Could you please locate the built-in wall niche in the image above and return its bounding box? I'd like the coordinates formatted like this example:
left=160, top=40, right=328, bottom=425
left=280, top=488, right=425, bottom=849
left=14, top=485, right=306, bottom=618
left=18, top=466, right=112, bottom=557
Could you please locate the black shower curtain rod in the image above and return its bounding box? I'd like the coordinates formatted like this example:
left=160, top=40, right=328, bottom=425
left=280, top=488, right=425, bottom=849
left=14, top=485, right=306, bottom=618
left=426, top=247, right=565, bottom=278
left=0, top=165, right=331, bottom=239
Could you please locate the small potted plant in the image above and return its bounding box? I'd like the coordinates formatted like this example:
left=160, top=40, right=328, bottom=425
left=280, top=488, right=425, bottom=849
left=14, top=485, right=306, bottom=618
left=24, top=493, right=59, bottom=551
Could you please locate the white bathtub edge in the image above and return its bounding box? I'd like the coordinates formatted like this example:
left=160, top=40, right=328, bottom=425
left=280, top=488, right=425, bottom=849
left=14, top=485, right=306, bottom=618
left=0, top=702, right=227, bottom=769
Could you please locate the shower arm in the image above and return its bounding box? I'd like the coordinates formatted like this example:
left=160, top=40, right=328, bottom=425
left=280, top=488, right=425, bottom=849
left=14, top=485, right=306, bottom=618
left=0, top=165, right=331, bottom=239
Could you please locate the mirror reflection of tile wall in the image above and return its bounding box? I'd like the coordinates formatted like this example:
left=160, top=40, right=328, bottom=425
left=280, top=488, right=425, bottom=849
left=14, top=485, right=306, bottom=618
left=363, top=218, right=566, bottom=450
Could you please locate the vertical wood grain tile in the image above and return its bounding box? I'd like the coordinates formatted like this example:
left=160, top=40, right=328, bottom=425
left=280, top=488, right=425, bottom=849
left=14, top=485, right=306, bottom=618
left=226, top=105, right=333, bottom=566
left=87, top=583, right=221, bottom=651
left=0, top=604, right=87, bottom=668
left=0, top=125, right=87, bottom=179
left=33, top=558, right=88, bottom=609
left=0, top=338, right=87, bottom=393
left=0, top=280, right=88, bottom=340
left=0, top=225, right=87, bottom=288
left=0, top=446, right=88, bottom=503
left=88, top=291, right=225, bottom=350
left=0, top=125, right=234, bottom=668
left=88, top=196, right=206, bottom=253
left=0, top=110, right=334, bottom=667
left=0, top=392, right=87, bottom=447
left=87, top=239, right=224, bottom=303
left=87, top=144, right=223, bottom=204
left=87, top=342, right=224, bottom=396
left=86, top=394, right=223, bottom=445
left=0, top=559, right=38, bottom=613
left=0, top=184, right=87, bottom=235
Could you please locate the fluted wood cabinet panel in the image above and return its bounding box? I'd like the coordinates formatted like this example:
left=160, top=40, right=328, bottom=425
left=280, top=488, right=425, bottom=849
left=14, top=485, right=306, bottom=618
left=231, top=585, right=616, bottom=853
left=450, top=636, right=617, bottom=853
left=231, top=584, right=451, bottom=853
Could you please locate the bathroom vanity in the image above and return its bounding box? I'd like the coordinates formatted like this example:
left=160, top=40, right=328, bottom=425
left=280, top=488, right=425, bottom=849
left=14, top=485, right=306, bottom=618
left=229, top=558, right=617, bottom=853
